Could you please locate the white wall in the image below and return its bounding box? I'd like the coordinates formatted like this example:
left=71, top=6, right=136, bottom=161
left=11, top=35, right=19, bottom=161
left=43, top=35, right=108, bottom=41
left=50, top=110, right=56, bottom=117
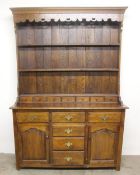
left=0, top=0, right=139, bottom=155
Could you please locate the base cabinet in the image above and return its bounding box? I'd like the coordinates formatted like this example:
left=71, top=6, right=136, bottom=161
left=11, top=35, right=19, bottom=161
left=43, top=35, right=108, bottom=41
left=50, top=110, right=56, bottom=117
left=13, top=110, right=124, bottom=170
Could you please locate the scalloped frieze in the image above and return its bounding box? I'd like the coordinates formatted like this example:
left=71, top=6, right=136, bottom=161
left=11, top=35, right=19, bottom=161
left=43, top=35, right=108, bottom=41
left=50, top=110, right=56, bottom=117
left=14, top=13, right=123, bottom=23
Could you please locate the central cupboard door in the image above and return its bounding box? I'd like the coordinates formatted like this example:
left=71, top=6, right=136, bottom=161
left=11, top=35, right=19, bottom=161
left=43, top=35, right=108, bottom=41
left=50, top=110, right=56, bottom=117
left=88, top=123, right=119, bottom=167
left=17, top=123, right=49, bottom=165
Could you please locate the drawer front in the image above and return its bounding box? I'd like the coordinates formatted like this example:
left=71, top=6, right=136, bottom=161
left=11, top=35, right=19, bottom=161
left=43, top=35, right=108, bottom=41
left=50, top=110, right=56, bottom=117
left=88, top=112, right=121, bottom=123
left=53, top=137, right=84, bottom=150
left=53, top=124, right=85, bottom=136
left=53, top=151, right=84, bottom=165
left=52, top=112, right=85, bottom=122
left=16, top=112, right=49, bottom=123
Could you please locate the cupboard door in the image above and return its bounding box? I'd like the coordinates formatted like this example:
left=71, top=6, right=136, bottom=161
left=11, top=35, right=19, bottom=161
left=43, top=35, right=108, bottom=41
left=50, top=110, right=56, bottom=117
left=88, top=123, right=119, bottom=167
left=17, top=123, right=49, bottom=164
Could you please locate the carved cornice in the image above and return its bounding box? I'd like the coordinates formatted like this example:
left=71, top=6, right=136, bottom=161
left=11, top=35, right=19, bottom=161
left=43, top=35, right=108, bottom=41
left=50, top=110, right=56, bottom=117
left=10, top=7, right=127, bottom=23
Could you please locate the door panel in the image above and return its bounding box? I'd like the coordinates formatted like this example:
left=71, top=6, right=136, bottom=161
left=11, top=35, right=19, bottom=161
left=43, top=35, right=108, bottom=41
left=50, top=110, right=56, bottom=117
left=18, top=123, right=49, bottom=162
left=88, top=124, right=119, bottom=166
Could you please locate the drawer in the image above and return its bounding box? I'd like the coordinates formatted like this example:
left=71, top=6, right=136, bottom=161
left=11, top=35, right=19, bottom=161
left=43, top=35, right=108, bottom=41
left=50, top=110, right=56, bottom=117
left=52, top=124, right=85, bottom=136
left=52, top=112, right=85, bottom=122
left=16, top=112, right=49, bottom=123
left=88, top=112, right=121, bottom=123
left=53, top=151, right=84, bottom=165
left=53, top=137, right=84, bottom=151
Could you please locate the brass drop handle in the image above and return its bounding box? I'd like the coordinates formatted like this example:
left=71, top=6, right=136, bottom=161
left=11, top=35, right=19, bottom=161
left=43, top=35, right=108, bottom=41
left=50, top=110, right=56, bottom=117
left=65, top=128, right=72, bottom=134
left=65, top=142, right=73, bottom=148
left=64, top=157, right=72, bottom=162
left=31, top=116, right=38, bottom=121
left=100, top=116, right=108, bottom=121
left=65, top=115, right=73, bottom=121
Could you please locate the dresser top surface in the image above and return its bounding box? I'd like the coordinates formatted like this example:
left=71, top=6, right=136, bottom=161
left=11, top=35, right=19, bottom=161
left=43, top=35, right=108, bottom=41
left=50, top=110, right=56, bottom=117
left=11, top=102, right=128, bottom=110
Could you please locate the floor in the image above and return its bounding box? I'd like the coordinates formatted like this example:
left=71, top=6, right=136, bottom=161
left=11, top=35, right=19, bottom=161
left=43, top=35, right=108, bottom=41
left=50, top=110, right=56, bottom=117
left=0, top=154, right=140, bottom=175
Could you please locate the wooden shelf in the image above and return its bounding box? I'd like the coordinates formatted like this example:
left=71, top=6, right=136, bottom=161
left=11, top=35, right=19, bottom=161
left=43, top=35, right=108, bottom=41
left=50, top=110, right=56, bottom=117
left=19, top=68, right=119, bottom=72
left=19, top=93, right=119, bottom=97
left=18, top=44, right=120, bottom=48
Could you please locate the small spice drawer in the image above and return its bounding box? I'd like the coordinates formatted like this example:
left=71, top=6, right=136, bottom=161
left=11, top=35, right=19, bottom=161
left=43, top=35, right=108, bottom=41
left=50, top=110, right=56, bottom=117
left=16, top=112, right=49, bottom=123
left=53, top=137, right=84, bottom=151
left=52, top=124, right=85, bottom=136
left=52, top=112, right=85, bottom=122
left=88, top=112, right=121, bottom=123
left=52, top=151, right=84, bottom=165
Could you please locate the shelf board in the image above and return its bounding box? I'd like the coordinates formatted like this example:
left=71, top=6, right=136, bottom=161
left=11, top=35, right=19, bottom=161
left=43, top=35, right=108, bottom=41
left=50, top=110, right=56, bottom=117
left=19, top=68, right=119, bottom=72
left=18, top=44, right=120, bottom=48
left=19, top=93, right=119, bottom=97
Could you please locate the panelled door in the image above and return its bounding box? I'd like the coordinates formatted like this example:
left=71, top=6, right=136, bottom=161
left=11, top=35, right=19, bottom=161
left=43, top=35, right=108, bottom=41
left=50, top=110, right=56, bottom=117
left=17, top=123, right=49, bottom=165
left=88, top=123, right=119, bottom=167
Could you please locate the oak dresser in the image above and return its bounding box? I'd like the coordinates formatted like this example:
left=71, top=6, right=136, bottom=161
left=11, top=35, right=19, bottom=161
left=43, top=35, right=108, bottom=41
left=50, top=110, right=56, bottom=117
left=10, top=7, right=128, bottom=170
